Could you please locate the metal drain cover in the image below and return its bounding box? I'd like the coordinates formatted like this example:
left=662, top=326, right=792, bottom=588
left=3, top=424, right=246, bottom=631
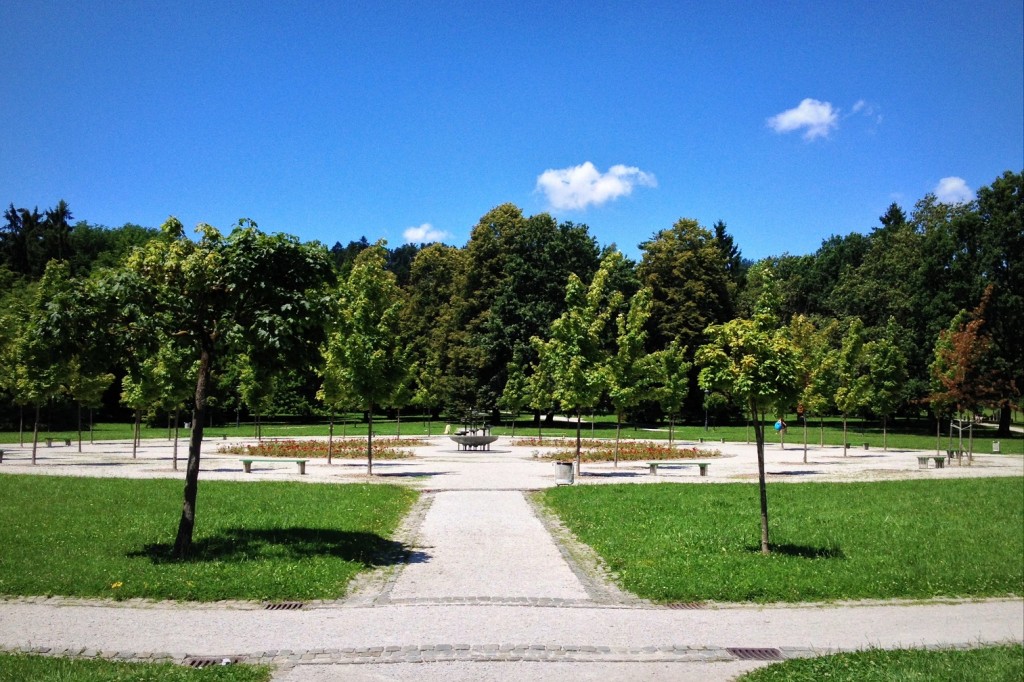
left=665, top=602, right=706, bottom=610
left=727, top=647, right=783, bottom=661
left=264, top=601, right=305, bottom=611
left=185, top=656, right=243, bottom=668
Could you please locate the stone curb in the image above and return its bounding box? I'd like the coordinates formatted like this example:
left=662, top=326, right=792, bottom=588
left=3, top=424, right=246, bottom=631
left=0, top=642, right=833, bottom=668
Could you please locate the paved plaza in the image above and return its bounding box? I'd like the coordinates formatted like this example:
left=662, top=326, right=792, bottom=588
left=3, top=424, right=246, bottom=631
left=0, top=434, right=1021, bottom=680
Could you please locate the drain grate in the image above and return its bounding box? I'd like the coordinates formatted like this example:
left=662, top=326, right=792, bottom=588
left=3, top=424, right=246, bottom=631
left=264, top=601, right=305, bottom=611
left=185, top=656, right=243, bottom=668
left=727, top=647, right=783, bottom=661
left=665, top=602, right=706, bottom=610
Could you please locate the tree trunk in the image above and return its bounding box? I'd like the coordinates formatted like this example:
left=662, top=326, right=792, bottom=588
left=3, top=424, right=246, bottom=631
left=328, top=412, right=334, bottom=464
left=89, top=408, right=94, bottom=444
left=19, top=406, right=25, bottom=447
left=751, top=402, right=770, bottom=554
left=669, top=416, right=675, bottom=446
left=132, top=408, right=141, bottom=459
left=614, top=414, right=621, bottom=467
left=366, top=404, right=374, bottom=476
left=172, top=343, right=212, bottom=560
left=802, top=415, right=808, bottom=464
left=77, top=403, right=83, bottom=453
left=172, top=408, right=179, bottom=471
left=842, top=415, right=849, bottom=457
left=997, top=404, right=1011, bottom=438
left=882, top=415, right=888, bottom=450
left=575, top=410, right=582, bottom=476
left=31, top=403, right=40, bottom=465
left=936, top=415, right=941, bottom=455
left=396, top=408, right=401, bottom=439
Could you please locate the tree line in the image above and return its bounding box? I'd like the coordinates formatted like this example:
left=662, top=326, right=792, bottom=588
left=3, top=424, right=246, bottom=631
left=0, top=170, right=1019, bottom=555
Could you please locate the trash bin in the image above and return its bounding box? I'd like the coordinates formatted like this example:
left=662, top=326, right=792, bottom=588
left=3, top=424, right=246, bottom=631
left=863, top=442, right=869, bottom=450
left=555, top=461, right=574, bottom=486
left=992, top=441, right=1001, bottom=453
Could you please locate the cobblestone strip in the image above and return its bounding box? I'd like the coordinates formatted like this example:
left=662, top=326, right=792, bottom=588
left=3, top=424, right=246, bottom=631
left=0, top=642, right=828, bottom=668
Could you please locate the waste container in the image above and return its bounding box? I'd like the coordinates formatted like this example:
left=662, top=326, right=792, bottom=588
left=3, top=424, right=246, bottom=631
left=555, top=461, right=574, bottom=485
left=992, top=441, right=1001, bottom=453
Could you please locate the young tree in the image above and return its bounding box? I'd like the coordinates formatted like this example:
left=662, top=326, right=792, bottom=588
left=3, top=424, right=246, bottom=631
left=111, top=217, right=333, bottom=558
left=498, top=356, right=531, bottom=437
left=324, top=242, right=407, bottom=475
left=651, top=340, right=691, bottom=445
left=866, top=317, right=909, bottom=450
left=788, top=315, right=839, bottom=460
left=533, top=252, right=621, bottom=475
left=604, top=287, right=655, bottom=465
left=696, top=272, right=800, bottom=554
left=929, top=286, right=1010, bottom=461
left=835, top=318, right=872, bottom=456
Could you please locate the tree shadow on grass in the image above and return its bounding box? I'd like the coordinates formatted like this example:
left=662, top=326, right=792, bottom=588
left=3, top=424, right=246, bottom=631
left=746, top=543, right=846, bottom=559
left=130, top=527, right=430, bottom=566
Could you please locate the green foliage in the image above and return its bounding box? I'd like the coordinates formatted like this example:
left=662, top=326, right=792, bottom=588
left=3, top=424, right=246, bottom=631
left=0, top=475, right=417, bottom=602
left=539, top=478, right=1024, bottom=603
left=638, top=217, right=733, bottom=351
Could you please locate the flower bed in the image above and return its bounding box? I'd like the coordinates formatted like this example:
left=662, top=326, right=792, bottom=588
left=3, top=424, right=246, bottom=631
left=219, top=438, right=421, bottom=459
left=525, top=438, right=719, bottom=462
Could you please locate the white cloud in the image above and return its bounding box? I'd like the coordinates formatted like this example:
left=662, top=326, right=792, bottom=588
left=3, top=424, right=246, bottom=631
left=767, top=98, right=839, bottom=140
left=535, top=162, right=657, bottom=211
left=934, top=177, right=975, bottom=204
left=403, top=223, right=450, bottom=243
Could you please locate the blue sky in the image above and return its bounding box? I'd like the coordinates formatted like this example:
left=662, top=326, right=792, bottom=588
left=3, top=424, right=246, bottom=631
left=2, top=1, right=1021, bottom=261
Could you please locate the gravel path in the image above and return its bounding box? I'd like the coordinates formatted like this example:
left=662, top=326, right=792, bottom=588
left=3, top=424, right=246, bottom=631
left=0, top=435, right=1021, bottom=680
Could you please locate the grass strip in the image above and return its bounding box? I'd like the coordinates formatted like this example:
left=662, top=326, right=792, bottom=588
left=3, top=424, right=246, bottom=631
left=0, top=653, right=271, bottom=681
left=0, top=476, right=417, bottom=602
left=739, top=644, right=1024, bottom=681
left=539, top=478, right=1024, bottom=602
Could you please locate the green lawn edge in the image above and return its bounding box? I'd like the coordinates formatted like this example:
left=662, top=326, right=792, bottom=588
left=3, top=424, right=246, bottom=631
left=0, top=475, right=418, bottom=602
left=537, top=478, right=1024, bottom=603
left=738, top=644, right=1024, bottom=681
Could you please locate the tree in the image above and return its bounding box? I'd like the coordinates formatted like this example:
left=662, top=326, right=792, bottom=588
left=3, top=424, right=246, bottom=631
left=638, top=218, right=732, bottom=352
left=929, top=286, right=1011, bottom=459
left=112, top=217, right=333, bottom=558
left=604, top=287, right=655, bottom=464
left=533, top=252, right=621, bottom=475
left=866, top=317, right=909, bottom=450
left=651, top=340, right=691, bottom=445
left=835, top=318, right=871, bottom=456
left=696, top=272, right=800, bottom=554
left=498, top=355, right=530, bottom=437
left=324, top=242, right=407, bottom=475
left=14, top=262, right=77, bottom=463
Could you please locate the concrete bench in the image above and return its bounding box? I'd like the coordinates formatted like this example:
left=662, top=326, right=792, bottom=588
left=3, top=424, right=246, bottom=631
left=647, top=461, right=712, bottom=476
left=917, top=455, right=946, bottom=469
left=240, top=458, right=308, bottom=474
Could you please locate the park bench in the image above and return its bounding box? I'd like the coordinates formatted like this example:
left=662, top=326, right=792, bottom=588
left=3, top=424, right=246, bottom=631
left=917, top=455, right=947, bottom=469
left=239, top=458, right=308, bottom=474
left=647, top=461, right=712, bottom=476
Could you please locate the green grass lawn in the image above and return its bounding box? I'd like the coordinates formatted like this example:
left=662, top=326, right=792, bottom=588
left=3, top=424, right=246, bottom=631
left=539, top=478, right=1024, bottom=603
left=0, top=653, right=271, bottom=682
left=739, top=644, right=1024, bottom=681
left=0, top=476, right=417, bottom=602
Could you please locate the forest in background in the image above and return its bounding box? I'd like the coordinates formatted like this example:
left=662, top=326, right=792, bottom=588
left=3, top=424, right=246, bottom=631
left=0, top=170, right=1020, bottom=438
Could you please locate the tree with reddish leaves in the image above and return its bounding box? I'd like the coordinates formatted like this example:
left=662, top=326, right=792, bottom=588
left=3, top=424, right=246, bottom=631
left=929, top=286, right=1016, bottom=457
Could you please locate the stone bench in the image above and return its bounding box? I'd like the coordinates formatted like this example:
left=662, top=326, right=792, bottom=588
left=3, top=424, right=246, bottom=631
left=239, top=458, right=308, bottom=474
left=647, top=461, right=712, bottom=476
left=917, top=455, right=946, bottom=469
